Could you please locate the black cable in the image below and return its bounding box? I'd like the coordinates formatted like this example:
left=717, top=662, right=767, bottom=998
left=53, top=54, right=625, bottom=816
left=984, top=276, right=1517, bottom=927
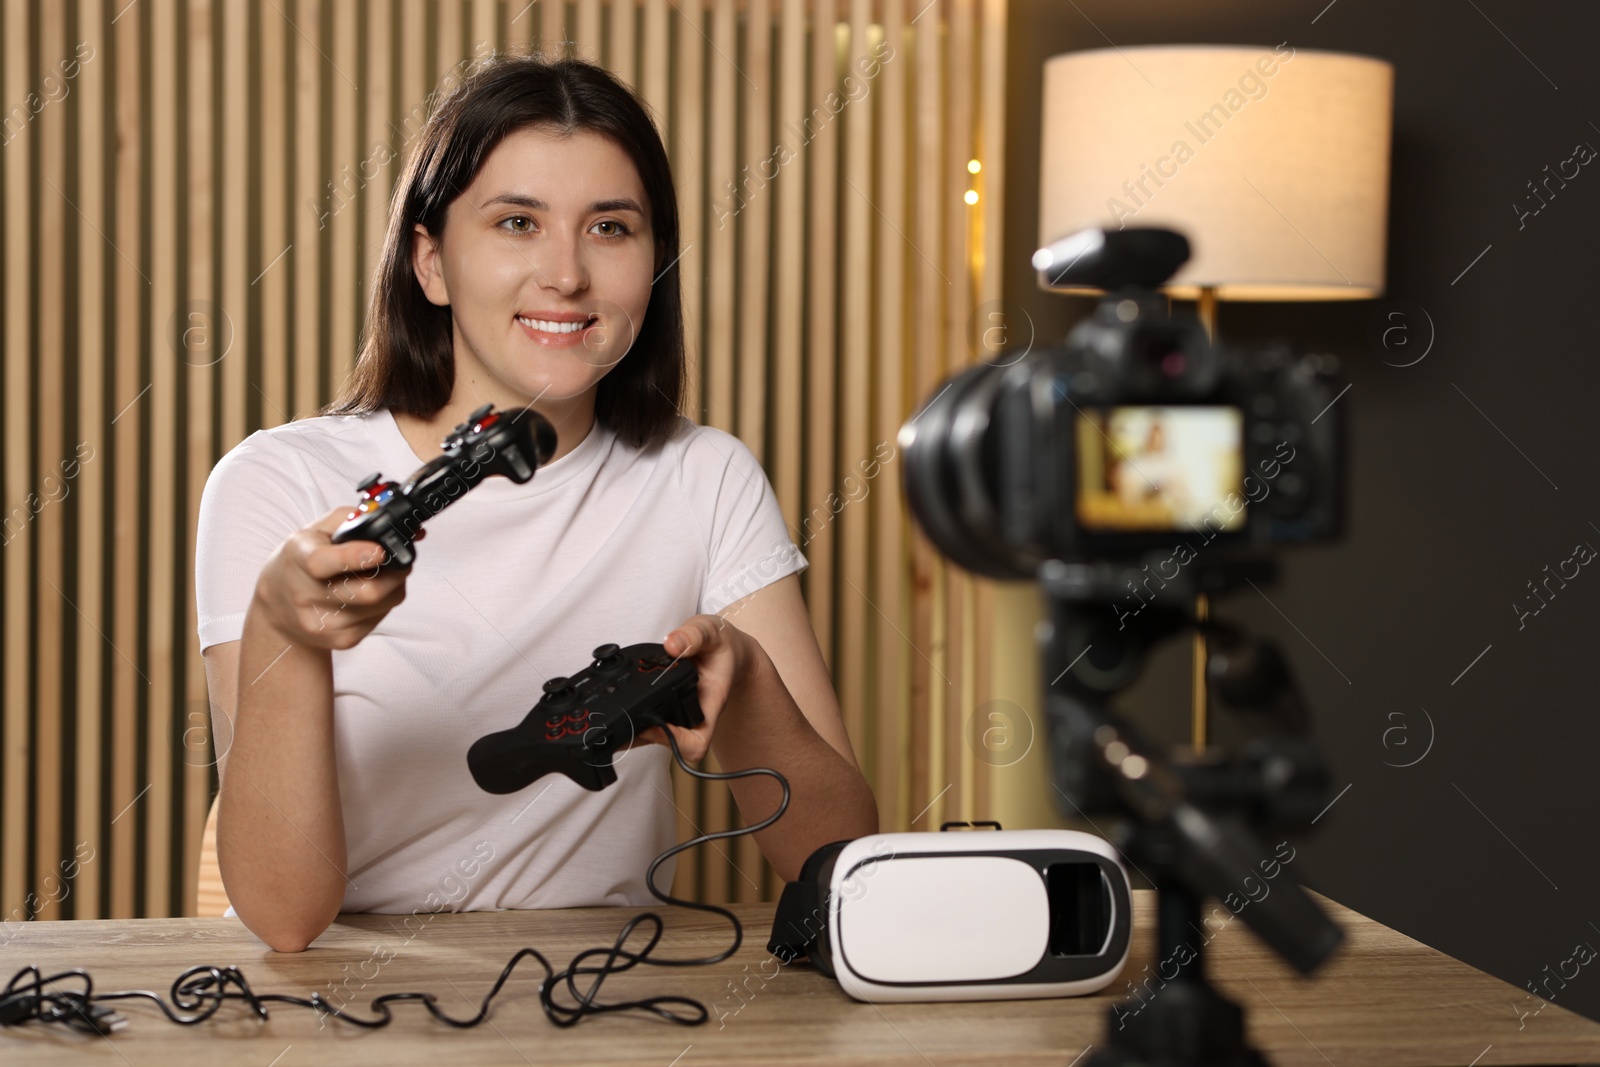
left=0, top=731, right=791, bottom=1036
left=0, top=966, right=127, bottom=1035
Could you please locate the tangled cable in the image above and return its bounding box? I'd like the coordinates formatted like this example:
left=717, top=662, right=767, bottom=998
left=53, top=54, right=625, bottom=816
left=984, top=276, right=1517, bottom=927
left=0, top=731, right=790, bottom=1035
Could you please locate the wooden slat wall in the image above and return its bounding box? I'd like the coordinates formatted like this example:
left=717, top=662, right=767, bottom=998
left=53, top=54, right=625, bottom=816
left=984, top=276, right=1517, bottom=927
left=0, top=0, right=1006, bottom=922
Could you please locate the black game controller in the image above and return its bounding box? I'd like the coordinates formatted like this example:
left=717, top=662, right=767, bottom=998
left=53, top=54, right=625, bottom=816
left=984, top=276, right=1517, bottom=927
left=331, top=403, right=557, bottom=569
left=467, top=643, right=705, bottom=794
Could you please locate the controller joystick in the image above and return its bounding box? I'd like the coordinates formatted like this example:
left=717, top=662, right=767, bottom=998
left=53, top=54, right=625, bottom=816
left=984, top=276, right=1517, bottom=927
left=331, top=404, right=556, bottom=569
left=542, top=676, right=579, bottom=709
left=467, top=642, right=705, bottom=794
left=591, top=643, right=626, bottom=676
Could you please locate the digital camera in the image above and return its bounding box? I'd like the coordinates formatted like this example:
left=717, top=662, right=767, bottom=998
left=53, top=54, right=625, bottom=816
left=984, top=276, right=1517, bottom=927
left=898, top=227, right=1345, bottom=581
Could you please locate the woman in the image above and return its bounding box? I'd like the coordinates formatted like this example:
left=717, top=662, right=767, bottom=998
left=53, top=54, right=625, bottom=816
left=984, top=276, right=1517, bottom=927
left=195, top=51, right=877, bottom=953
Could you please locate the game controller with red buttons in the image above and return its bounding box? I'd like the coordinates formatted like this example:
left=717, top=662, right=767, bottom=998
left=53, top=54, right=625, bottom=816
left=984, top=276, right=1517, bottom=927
left=330, top=403, right=556, bottom=569
left=467, top=643, right=705, bottom=794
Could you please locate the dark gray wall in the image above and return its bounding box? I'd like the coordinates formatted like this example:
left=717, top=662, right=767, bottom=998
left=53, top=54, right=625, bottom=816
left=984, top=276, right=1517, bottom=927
left=1003, top=0, right=1600, bottom=1027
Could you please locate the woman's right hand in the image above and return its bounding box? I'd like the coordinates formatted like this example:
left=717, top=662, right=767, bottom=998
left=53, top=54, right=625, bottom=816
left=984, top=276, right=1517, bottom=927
left=251, top=507, right=426, bottom=651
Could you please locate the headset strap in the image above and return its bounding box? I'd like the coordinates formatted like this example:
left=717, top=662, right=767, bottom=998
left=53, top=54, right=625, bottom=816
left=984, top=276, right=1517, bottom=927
left=765, top=838, right=856, bottom=963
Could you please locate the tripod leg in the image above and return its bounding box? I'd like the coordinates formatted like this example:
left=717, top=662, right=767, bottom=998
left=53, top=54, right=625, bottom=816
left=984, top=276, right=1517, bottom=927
left=1088, top=882, right=1269, bottom=1067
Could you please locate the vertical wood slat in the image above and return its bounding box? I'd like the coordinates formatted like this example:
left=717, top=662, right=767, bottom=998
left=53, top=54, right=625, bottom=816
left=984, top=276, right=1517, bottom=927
left=770, top=0, right=803, bottom=551
left=74, top=0, right=108, bottom=922
left=835, top=0, right=870, bottom=813
left=575, top=0, right=602, bottom=62
left=210, top=0, right=244, bottom=901
left=765, top=0, right=805, bottom=901
left=216, top=0, right=257, bottom=881
left=729, top=0, right=773, bottom=904
left=471, top=0, right=498, bottom=57
left=1, top=0, right=1006, bottom=921
left=179, top=0, right=217, bottom=919
left=108, top=0, right=143, bottom=920
left=328, top=1, right=359, bottom=404
left=666, top=0, right=707, bottom=905
left=506, top=0, right=532, bottom=50
left=145, top=0, right=178, bottom=917
left=873, top=0, right=907, bottom=837
left=798, top=0, right=840, bottom=889
left=803, top=0, right=837, bottom=687
left=701, top=0, right=738, bottom=902
left=735, top=0, right=770, bottom=465
left=292, top=0, right=325, bottom=424
left=639, top=0, right=667, bottom=131
left=2, top=0, right=32, bottom=921
left=674, top=1, right=705, bottom=423
left=541, top=0, right=566, bottom=56
left=907, top=0, right=941, bottom=830
left=1, top=0, right=32, bottom=923
left=250, top=1, right=278, bottom=457
left=608, top=0, right=637, bottom=85
left=436, top=1, right=464, bottom=92
left=397, top=0, right=428, bottom=294
left=941, top=0, right=974, bottom=825
left=363, top=0, right=394, bottom=370
left=704, top=0, right=736, bottom=434
left=33, top=0, right=67, bottom=923
left=971, top=0, right=1006, bottom=820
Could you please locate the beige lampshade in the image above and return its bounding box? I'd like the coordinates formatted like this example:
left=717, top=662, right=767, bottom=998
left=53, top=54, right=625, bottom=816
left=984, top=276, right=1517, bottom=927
left=1038, top=45, right=1394, bottom=300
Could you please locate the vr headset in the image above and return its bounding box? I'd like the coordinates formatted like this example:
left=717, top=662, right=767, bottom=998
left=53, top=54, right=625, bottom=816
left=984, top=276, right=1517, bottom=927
left=767, top=824, right=1132, bottom=1002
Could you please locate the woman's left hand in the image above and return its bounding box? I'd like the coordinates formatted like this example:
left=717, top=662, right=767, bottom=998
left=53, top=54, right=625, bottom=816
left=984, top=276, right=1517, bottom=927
left=633, top=615, right=761, bottom=763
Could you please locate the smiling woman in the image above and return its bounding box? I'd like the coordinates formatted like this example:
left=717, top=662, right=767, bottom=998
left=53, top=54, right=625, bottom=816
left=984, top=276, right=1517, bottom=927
left=400, top=123, right=660, bottom=463
left=325, top=54, right=685, bottom=455
left=193, top=51, right=876, bottom=953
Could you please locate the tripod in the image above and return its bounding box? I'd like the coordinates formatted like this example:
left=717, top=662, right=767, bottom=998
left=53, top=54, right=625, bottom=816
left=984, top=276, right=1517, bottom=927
left=1036, top=555, right=1344, bottom=1066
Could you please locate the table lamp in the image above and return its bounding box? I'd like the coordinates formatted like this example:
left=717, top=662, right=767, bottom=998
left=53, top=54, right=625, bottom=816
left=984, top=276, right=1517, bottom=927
left=1035, top=44, right=1394, bottom=747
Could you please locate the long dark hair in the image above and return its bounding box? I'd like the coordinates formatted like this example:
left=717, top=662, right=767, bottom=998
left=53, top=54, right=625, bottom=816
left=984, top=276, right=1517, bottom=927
left=321, top=50, right=685, bottom=451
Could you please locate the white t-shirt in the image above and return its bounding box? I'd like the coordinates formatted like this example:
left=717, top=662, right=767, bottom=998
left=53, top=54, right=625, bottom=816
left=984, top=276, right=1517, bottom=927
left=194, top=407, right=806, bottom=915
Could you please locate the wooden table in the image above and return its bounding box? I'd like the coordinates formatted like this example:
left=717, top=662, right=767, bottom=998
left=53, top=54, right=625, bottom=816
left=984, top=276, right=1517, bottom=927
left=2, top=891, right=1597, bottom=1066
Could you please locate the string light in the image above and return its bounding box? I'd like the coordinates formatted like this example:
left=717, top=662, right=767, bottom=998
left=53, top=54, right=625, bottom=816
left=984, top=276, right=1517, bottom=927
left=967, top=159, right=981, bottom=174
left=964, top=190, right=979, bottom=205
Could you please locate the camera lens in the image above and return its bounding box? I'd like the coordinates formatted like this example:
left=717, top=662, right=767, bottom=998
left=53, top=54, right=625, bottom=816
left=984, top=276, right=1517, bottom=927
left=900, top=361, right=1037, bottom=580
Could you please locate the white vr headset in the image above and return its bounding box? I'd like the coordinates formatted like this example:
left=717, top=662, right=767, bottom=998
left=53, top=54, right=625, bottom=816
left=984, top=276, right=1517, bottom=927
left=766, top=824, right=1132, bottom=1002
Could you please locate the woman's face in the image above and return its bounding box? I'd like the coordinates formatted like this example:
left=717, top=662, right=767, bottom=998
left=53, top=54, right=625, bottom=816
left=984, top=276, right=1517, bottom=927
left=411, top=125, right=658, bottom=414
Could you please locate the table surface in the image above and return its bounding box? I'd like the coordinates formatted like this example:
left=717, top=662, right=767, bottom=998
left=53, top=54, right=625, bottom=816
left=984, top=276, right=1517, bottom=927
left=2, top=891, right=1598, bottom=1066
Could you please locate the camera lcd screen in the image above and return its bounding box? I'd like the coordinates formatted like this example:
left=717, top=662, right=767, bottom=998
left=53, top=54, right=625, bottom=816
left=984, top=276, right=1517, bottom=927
left=1075, top=406, right=1245, bottom=533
